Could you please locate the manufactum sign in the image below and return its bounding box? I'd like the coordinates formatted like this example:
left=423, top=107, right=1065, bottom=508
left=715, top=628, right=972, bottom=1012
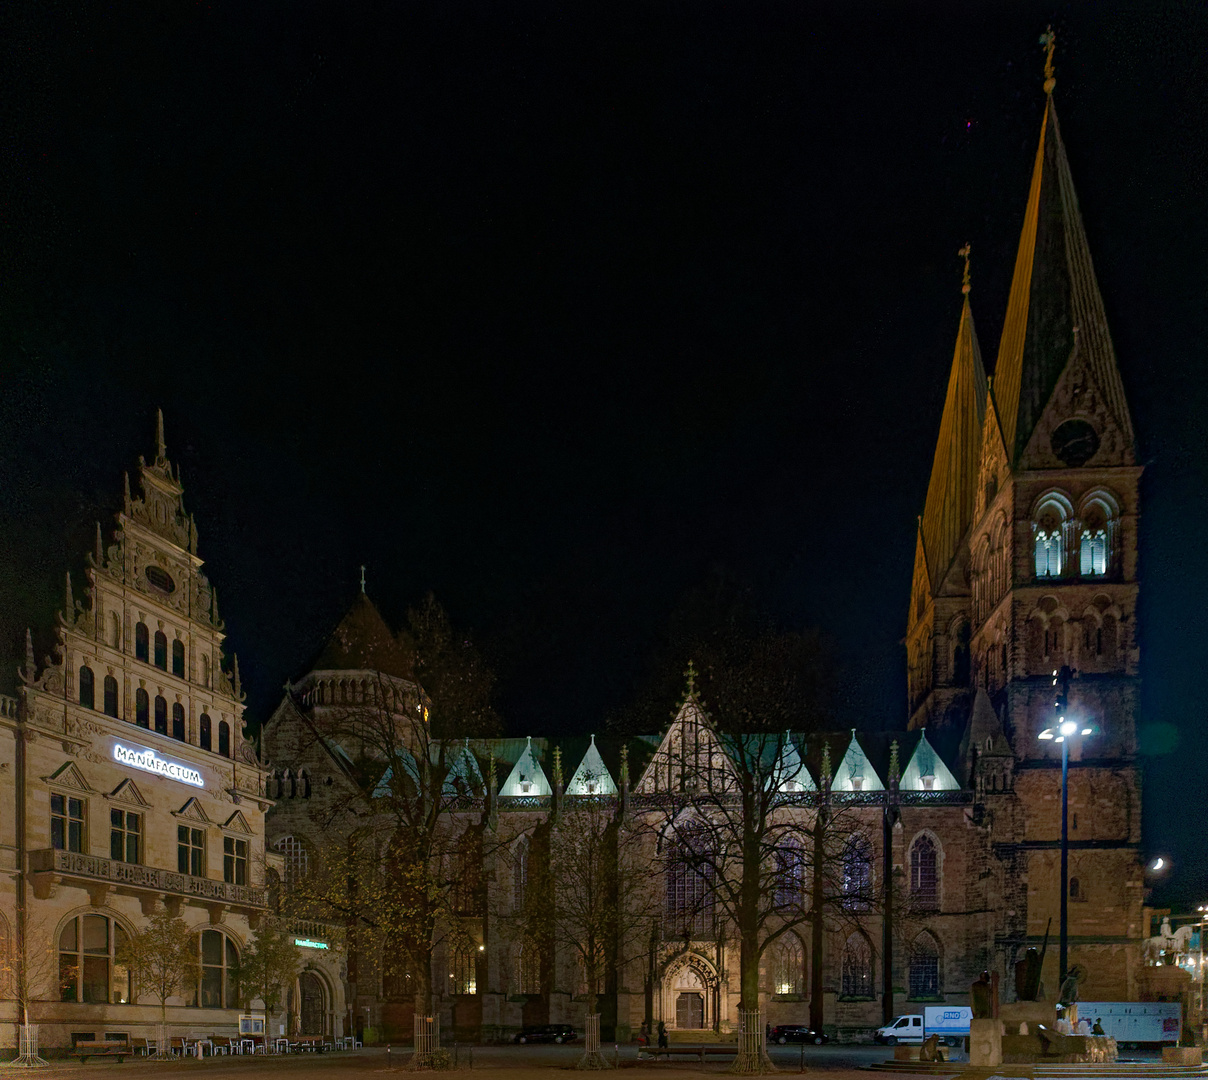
left=114, top=742, right=205, bottom=788
left=295, top=938, right=329, bottom=950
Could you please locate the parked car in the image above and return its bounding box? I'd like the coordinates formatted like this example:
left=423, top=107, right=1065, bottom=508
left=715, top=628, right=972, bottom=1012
left=874, top=1014, right=924, bottom=1045
left=513, top=1025, right=578, bottom=1044
left=768, top=1025, right=828, bottom=1045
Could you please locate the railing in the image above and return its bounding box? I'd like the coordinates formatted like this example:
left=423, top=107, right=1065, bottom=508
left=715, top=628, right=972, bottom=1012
left=28, top=848, right=267, bottom=907
left=0, top=694, right=18, bottom=719
left=291, top=918, right=345, bottom=945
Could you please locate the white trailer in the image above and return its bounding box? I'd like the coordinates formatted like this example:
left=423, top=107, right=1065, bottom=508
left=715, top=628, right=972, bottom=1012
left=924, top=1005, right=972, bottom=1046
left=1077, top=1002, right=1181, bottom=1046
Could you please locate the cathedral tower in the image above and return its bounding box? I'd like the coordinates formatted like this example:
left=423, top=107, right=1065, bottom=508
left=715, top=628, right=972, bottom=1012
left=964, top=46, right=1142, bottom=998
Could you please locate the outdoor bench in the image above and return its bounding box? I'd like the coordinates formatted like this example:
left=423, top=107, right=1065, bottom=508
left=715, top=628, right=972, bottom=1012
left=73, top=1040, right=128, bottom=1063
left=640, top=1045, right=738, bottom=1063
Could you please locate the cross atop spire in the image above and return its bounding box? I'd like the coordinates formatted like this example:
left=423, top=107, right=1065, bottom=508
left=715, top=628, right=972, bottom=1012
left=360, top=565, right=366, bottom=594
left=1040, top=26, right=1056, bottom=94
left=958, top=243, right=972, bottom=296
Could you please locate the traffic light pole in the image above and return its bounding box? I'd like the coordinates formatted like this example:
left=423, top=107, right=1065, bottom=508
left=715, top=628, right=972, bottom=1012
left=1059, top=733, right=1069, bottom=987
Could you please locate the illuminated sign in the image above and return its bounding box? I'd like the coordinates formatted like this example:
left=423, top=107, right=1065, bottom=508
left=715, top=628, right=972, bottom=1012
left=114, top=743, right=204, bottom=788
left=294, top=938, right=329, bottom=950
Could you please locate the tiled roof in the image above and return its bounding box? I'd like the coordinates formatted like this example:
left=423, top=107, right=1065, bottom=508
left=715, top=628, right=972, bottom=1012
left=309, top=593, right=414, bottom=679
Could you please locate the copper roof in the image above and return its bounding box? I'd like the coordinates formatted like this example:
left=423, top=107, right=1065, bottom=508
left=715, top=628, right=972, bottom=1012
left=309, top=592, right=415, bottom=679
left=992, top=96, right=1135, bottom=464
left=920, top=296, right=987, bottom=589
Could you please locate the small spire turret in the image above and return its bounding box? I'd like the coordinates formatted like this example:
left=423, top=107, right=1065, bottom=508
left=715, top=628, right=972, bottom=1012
left=155, top=408, right=167, bottom=465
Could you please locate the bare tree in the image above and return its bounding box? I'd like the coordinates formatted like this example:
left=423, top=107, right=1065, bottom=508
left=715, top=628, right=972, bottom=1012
left=238, top=919, right=303, bottom=1036
left=0, top=913, right=58, bottom=1066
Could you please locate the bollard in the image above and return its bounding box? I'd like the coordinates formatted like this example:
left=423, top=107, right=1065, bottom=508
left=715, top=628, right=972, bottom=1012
left=614, top=1043, right=619, bottom=1067
left=387, top=1045, right=391, bottom=1070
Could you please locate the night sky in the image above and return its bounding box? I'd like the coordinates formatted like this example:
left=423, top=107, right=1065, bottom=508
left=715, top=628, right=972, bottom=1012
left=2, top=2, right=1206, bottom=906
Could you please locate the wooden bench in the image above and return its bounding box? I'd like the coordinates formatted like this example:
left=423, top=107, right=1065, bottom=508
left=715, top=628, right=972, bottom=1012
left=640, top=1045, right=738, bottom=1063
left=74, top=1040, right=128, bottom=1063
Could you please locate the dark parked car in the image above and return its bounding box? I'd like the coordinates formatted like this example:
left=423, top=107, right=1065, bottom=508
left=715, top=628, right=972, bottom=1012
left=513, top=1024, right=578, bottom=1044
left=768, top=1025, right=828, bottom=1045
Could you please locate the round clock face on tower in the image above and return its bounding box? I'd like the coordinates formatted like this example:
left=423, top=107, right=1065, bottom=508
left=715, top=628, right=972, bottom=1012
left=145, top=565, right=176, bottom=594
left=1051, top=418, right=1100, bottom=467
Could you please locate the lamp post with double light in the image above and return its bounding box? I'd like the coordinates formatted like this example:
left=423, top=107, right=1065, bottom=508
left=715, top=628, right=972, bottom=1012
left=1038, top=665, right=1094, bottom=987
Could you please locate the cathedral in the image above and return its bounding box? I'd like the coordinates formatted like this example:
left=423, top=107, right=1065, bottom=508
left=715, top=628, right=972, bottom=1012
left=0, top=59, right=1151, bottom=1053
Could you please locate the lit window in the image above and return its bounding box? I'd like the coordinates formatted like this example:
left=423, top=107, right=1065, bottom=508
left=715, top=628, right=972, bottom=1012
left=52, top=794, right=85, bottom=852
left=451, top=948, right=477, bottom=995
left=770, top=937, right=804, bottom=996
left=1035, top=530, right=1062, bottom=578
left=110, top=809, right=141, bottom=864
left=1080, top=529, right=1107, bottom=576
left=223, top=836, right=247, bottom=885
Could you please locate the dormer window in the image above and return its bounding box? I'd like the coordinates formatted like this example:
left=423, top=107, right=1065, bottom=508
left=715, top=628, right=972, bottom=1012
left=519, top=779, right=533, bottom=795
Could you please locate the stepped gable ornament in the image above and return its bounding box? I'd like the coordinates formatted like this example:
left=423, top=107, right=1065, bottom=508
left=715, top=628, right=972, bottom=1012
left=125, top=409, right=195, bottom=552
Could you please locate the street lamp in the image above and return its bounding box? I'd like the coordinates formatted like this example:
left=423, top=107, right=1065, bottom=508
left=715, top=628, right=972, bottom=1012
left=1037, top=666, right=1095, bottom=987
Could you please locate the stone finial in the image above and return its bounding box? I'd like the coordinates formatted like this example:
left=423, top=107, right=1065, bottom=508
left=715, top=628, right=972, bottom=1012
left=821, top=741, right=832, bottom=785
left=155, top=408, right=167, bottom=464
left=123, top=471, right=132, bottom=514
left=889, top=739, right=901, bottom=785
left=64, top=572, right=75, bottom=628
left=232, top=654, right=243, bottom=701
left=553, top=745, right=563, bottom=789
left=620, top=742, right=630, bottom=788
left=95, top=522, right=104, bottom=567
left=188, top=515, right=198, bottom=555
left=1040, top=25, right=1056, bottom=94
left=24, top=628, right=35, bottom=682
left=959, top=243, right=972, bottom=296
left=683, top=659, right=698, bottom=698
left=360, top=565, right=366, bottom=594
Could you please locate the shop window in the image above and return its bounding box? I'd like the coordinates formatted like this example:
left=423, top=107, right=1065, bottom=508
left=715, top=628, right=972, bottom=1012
left=58, top=915, right=129, bottom=1004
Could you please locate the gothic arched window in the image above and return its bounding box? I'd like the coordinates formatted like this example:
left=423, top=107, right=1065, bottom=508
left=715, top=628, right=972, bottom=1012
left=910, top=835, right=938, bottom=910
left=451, top=947, right=476, bottom=995
left=841, top=836, right=872, bottom=911
left=513, top=836, right=530, bottom=912
left=1069, top=877, right=1081, bottom=900
left=840, top=933, right=872, bottom=998
left=200, top=713, right=212, bottom=751
left=103, top=675, right=118, bottom=718
left=1080, top=530, right=1107, bottom=576
left=517, top=936, right=541, bottom=994
left=769, top=935, right=805, bottom=996
left=665, top=827, right=715, bottom=936
left=1035, top=526, right=1062, bottom=578
left=79, top=666, right=95, bottom=709
left=775, top=838, right=805, bottom=909
left=908, top=933, right=941, bottom=999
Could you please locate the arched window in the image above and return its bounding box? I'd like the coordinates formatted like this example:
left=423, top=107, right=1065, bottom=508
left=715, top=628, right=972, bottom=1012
left=79, top=666, right=95, bottom=709
left=513, top=836, right=530, bottom=912
left=665, top=827, right=715, bottom=937
left=218, top=720, right=230, bottom=757
left=172, top=639, right=185, bottom=677
left=172, top=702, right=185, bottom=741
left=154, top=631, right=167, bottom=670
left=154, top=695, right=168, bottom=735
left=840, top=933, right=872, bottom=998
left=1035, top=527, right=1062, bottom=577
left=517, top=937, right=541, bottom=994
left=103, top=675, right=119, bottom=718
left=1069, top=877, right=1081, bottom=900
left=200, top=713, right=212, bottom=751
left=281, top=768, right=294, bottom=798
left=201, top=654, right=211, bottom=689
left=769, top=935, right=805, bottom=996
left=273, top=835, right=309, bottom=886
left=910, top=835, right=938, bottom=910
left=135, top=688, right=150, bottom=728
left=451, top=947, right=476, bottom=995
left=908, top=933, right=941, bottom=999
left=1080, top=530, right=1107, bottom=576
left=135, top=622, right=149, bottom=662
left=58, top=914, right=131, bottom=1004
left=1033, top=499, right=1071, bottom=580
left=775, top=838, right=805, bottom=909
left=196, top=929, right=239, bottom=1008
left=297, top=769, right=311, bottom=799
left=841, top=836, right=872, bottom=911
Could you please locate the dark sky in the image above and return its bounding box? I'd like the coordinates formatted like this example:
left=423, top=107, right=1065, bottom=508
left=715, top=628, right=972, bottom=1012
left=2, top=1, right=1206, bottom=905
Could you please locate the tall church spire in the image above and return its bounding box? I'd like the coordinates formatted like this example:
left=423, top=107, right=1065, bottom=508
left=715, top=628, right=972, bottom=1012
left=990, top=32, right=1135, bottom=465
left=919, top=249, right=987, bottom=591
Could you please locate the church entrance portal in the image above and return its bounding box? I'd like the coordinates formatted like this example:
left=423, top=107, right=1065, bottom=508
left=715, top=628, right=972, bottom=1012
left=300, top=972, right=325, bottom=1035
left=676, top=993, right=704, bottom=1029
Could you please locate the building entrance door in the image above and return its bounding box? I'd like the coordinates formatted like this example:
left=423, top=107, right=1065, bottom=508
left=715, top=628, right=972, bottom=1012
left=300, top=972, right=325, bottom=1035
left=676, top=993, right=704, bottom=1030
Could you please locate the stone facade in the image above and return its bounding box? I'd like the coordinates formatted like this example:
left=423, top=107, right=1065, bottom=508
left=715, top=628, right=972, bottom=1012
left=0, top=417, right=282, bottom=1053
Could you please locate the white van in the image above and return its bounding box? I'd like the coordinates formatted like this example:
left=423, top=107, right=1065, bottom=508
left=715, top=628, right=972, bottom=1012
left=874, top=1014, right=924, bottom=1044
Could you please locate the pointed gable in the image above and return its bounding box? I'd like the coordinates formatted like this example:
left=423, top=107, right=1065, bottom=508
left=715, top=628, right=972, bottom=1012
left=222, top=810, right=253, bottom=834
left=173, top=797, right=213, bottom=824
left=499, top=736, right=552, bottom=797
left=633, top=693, right=732, bottom=795
left=900, top=730, right=961, bottom=792
left=991, top=94, right=1135, bottom=466
left=957, top=687, right=1013, bottom=784
left=566, top=735, right=617, bottom=795
left=919, top=296, right=988, bottom=591
left=43, top=761, right=95, bottom=793
left=107, top=778, right=152, bottom=808
left=831, top=730, right=884, bottom=793
left=775, top=733, right=816, bottom=793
